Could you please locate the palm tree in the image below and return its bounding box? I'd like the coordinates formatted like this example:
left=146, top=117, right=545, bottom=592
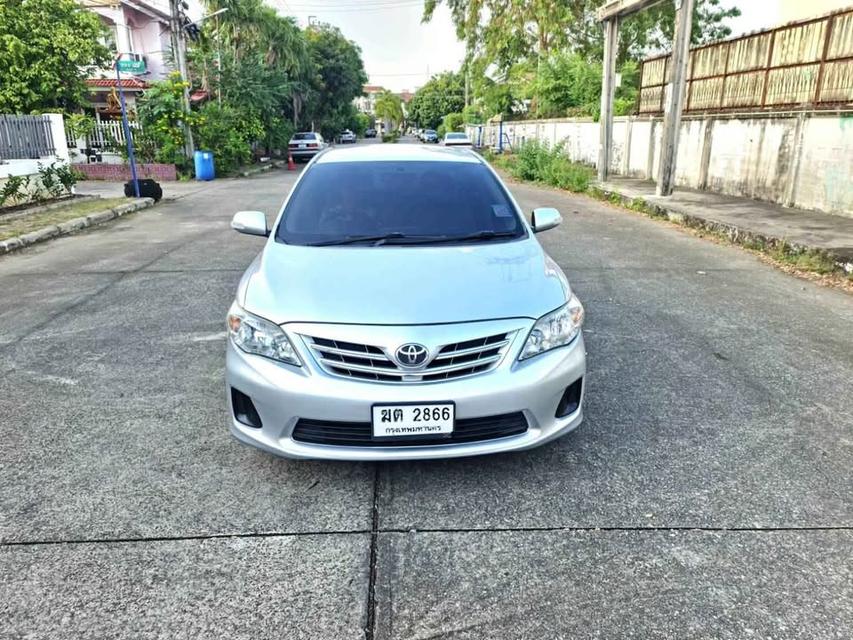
left=374, top=90, right=403, bottom=132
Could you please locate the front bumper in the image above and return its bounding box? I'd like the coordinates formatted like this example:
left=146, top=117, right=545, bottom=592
left=225, top=320, right=586, bottom=461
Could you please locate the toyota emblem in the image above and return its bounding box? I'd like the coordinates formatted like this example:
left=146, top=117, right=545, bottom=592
left=395, top=343, right=429, bottom=367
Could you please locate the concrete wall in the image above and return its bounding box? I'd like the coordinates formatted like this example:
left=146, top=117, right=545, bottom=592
left=468, top=112, right=853, bottom=217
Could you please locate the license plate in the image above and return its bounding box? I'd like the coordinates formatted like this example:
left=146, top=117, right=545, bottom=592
left=299, top=143, right=306, bottom=148
left=372, top=403, right=455, bottom=438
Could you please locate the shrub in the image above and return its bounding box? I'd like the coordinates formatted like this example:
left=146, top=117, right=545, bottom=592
left=442, top=112, right=464, bottom=133
left=194, top=103, right=256, bottom=174
left=504, top=139, right=593, bottom=193
left=0, top=175, right=26, bottom=207
left=136, top=72, right=198, bottom=174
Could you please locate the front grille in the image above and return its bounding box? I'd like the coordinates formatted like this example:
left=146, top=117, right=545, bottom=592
left=304, top=332, right=513, bottom=383
left=292, top=412, right=528, bottom=447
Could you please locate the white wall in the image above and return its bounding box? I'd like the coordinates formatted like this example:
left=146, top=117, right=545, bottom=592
left=468, top=112, right=853, bottom=217
left=1, top=114, right=71, bottom=180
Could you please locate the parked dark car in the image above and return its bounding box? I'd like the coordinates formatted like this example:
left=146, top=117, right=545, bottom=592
left=365, top=128, right=377, bottom=138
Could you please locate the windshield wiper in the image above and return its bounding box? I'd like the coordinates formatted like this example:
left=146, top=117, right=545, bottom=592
left=306, top=230, right=518, bottom=247
left=413, top=230, right=520, bottom=244
left=307, top=232, right=409, bottom=246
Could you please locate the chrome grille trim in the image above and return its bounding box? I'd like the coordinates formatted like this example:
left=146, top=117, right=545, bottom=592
left=304, top=331, right=514, bottom=384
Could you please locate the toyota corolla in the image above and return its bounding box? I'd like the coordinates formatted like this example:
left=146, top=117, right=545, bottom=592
left=226, top=144, right=586, bottom=460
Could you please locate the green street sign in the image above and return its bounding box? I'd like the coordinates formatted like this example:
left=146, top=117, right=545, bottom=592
left=117, top=59, right=146, bottom=74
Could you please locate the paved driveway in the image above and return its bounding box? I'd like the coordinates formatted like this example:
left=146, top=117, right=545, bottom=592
left=1, top=155, right=851, bottom=638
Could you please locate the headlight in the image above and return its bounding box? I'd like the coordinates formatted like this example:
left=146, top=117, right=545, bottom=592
left=226, top=302, right=301, bottom=366
left=519, top=295, right=584, bottom=360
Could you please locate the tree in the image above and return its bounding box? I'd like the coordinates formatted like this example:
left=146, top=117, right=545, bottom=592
left=302, top=24, right=368, bottom=139
left=425, top=0, right=741, bottom=67
left=407, top=72, right=465, bottom=129
left=374, top=90, right=403, bottom=131
left=0, top=0, right=111, bottom=112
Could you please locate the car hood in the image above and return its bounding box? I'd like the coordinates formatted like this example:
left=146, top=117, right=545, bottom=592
left=239, top=239, right=570, bottom=325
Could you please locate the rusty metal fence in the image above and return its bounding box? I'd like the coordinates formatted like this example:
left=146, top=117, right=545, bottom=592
left=638, top=7, right=853, bottom=115
left=0, top=114, right=56, bottom=162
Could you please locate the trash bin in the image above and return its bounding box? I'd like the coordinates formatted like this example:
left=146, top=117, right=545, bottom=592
left=194, top=150, right=215, bottom=181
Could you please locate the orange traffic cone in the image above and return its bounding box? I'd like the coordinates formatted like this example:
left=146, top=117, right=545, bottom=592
left=287, top=152, right=296, bottom=171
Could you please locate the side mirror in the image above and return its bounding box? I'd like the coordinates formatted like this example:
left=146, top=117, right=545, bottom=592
left=231, top=211, right=269, bottom=237
left=531, top=207, right=562, bottom=233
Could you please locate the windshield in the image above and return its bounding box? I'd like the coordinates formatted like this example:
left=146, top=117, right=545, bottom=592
left=425, top=130, right=436, bottom=135
left=446, top=133, right=467, bottom=139
left=276, top=161, right=526, bottom=246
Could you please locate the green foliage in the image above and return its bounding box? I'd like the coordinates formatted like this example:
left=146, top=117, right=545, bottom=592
left=462, top=104, right=482, bottom=124
left=352, top=112, right=371, bottom=137
left=442, top=112, right=464, bottom=133
left=187, top=7, right=365, bottom=156
left=532, top=53, right=638, bottom=119
left=381, top=130, right=400, bottom=143
left=0, top=161, right=79, bottom=209
left=302, top=24, right=369, bottom=140
left=374, top=90, right=404, bottom=130
left=0, top=0, right=111, bottom=113
left=509, top=140, right=593, bottom=192
left=194, top=103, right=256, bottom=174
left=408, top=72, right=465, bottom=129
left=534, top=52, right=601, bottom=118
left=136, top=73, right=198, bottom=171
left=425, top=0, right=740, bottom=114
left=0, top=176, right=26, bottom=208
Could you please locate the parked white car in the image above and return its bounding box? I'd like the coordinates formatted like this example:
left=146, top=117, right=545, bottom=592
left=443, top=132, right=472, bottom=147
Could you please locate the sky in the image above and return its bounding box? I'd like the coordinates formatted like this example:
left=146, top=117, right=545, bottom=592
left=265, top=0, right=845, bottom=92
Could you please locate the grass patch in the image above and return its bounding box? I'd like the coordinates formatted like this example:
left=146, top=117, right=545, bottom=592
left=0, top=197, right=130, bottom=241
left=768, top=244, right=839, bottom=275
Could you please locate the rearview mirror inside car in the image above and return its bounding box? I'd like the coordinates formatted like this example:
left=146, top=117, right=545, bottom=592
left=231, top=211, right=269, bottom=237
left=531, top=207, right=562, bottom=233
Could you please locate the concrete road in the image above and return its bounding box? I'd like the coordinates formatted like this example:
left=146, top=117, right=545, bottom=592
left=1, top=144, right=851, bottom=638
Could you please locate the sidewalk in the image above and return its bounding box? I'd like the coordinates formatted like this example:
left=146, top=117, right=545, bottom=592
left=596, top=177, right=853, bottom=271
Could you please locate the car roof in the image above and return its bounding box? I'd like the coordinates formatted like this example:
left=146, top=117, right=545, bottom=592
left=315, top=144, right=483, bottom=164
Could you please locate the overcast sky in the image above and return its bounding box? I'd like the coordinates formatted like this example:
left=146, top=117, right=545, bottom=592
left=266, top=1, right=818, bottom=92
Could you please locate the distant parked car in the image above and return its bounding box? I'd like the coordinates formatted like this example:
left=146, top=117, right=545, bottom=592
left=365, top=128, right=377, bottom=138
left=288, top=132, right=325, bottom=161
left=338, top=129, right=356, bottom=144
left=443, top=132, right=472, bottom=147
left=422, top=129, right=438, bottom=143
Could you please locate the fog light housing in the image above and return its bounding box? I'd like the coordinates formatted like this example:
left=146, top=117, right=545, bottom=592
left=556, top=377, right=583, bottom=418
left=231, top=387, right=262, bottom=428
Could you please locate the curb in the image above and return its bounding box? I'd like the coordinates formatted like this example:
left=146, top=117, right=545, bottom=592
left=591, top=185, right=853, bottom=274
left=0, top=198, right=155, bottom=256
left=239, top=160, right=286, bottom=177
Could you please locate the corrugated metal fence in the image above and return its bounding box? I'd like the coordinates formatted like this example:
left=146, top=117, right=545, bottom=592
left=0, top=114, right=56, bottom=161
left=639, top=7, right=853, bottom=115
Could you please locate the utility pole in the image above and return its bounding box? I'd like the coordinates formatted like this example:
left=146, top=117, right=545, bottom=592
left=597, top=16, right=619, bottom=183
left=169, top=0, right=195, bottom=158
left=656, top=0, right=695, bottom=196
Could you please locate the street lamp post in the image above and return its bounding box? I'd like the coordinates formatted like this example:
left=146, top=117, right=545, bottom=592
left=115, top=54, right=140, bottom=198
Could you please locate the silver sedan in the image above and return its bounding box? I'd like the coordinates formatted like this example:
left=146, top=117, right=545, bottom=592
left=226, top=144, right=586, bottom=460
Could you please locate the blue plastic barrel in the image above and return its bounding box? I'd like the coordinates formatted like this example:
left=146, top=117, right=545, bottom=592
left=194, top=150, right=215, bottom=181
